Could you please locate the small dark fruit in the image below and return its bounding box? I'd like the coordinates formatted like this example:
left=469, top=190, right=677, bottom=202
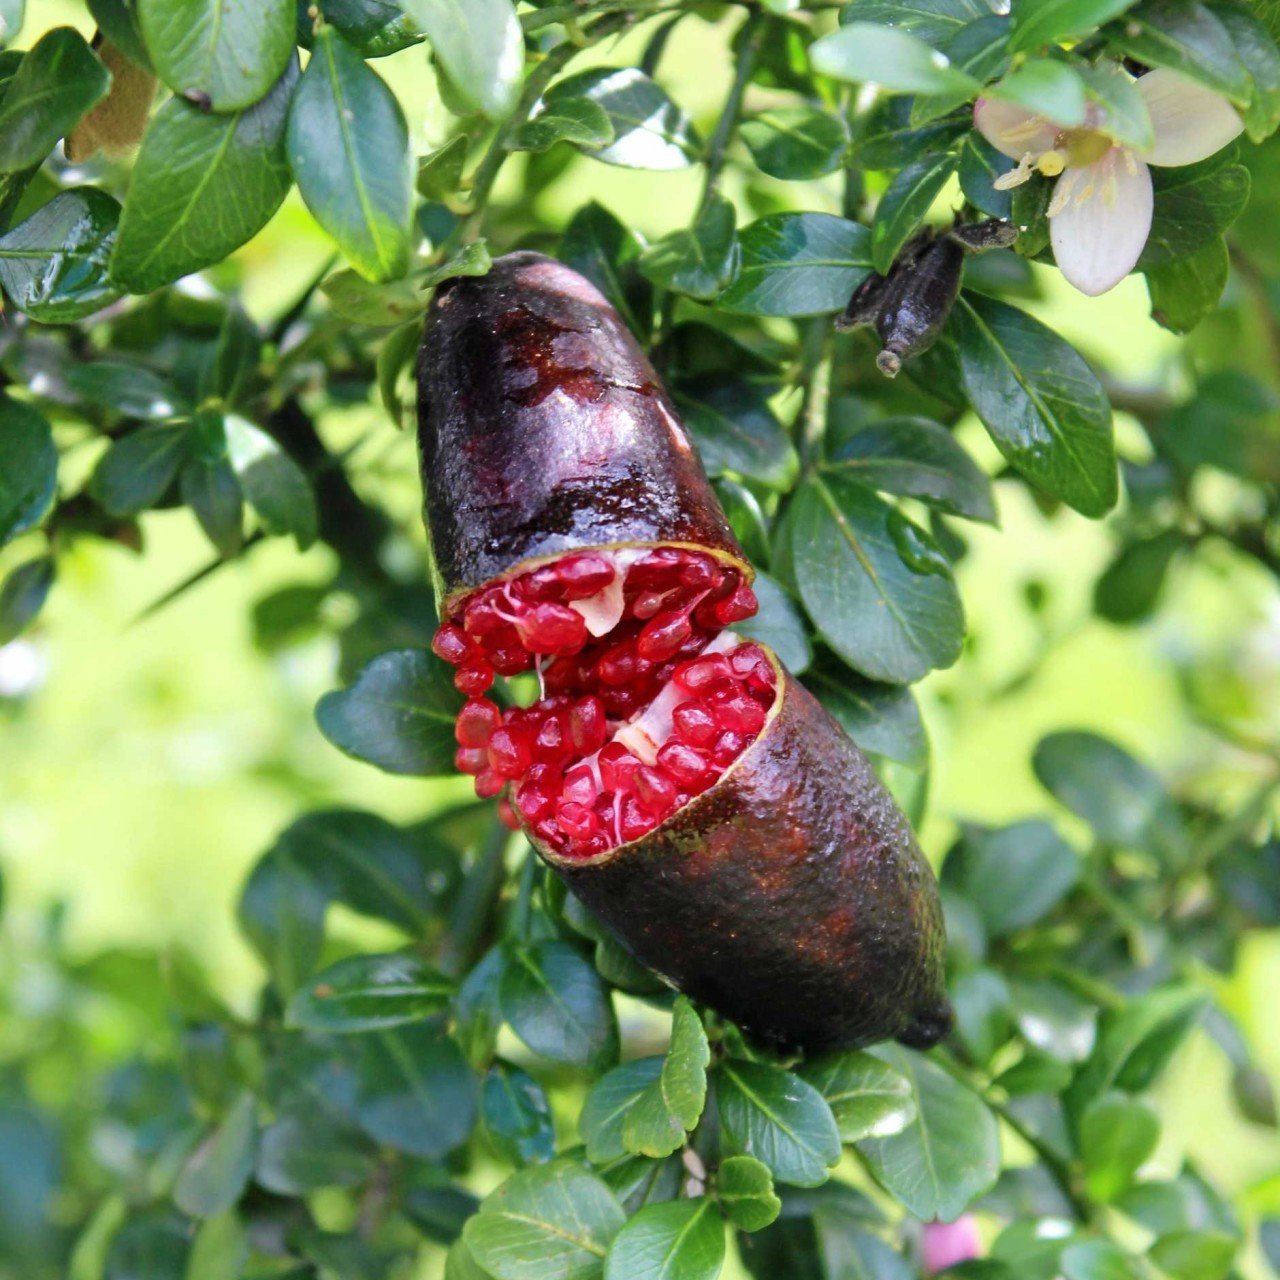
left=417, top=251, right=951, bottom=1054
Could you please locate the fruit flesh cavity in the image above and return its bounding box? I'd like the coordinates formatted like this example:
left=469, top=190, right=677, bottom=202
left=431, top=544, right=774, bottom=859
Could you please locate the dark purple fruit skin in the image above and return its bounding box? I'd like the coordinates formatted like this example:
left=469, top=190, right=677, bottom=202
left=541, top=665, right=951, bottom=1054
left=418, top=251, right=744, bottom=609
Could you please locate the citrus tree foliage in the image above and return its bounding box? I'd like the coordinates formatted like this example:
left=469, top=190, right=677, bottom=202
left=1, top=2, right=1280, bottom=1280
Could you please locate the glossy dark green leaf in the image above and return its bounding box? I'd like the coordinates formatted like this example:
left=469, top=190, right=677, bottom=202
left=90, top=424, right=194, bottom=516
left=872, top=155, right=957, bottom=274
left=223, top=414, right=316, bottom=548
left=854, top=1046, right=1000, bottom=1221
left=599, top=1153, right=684, bottom=1216
left=1138, top=157, right=1251, bottom=270
left=417, top=135, right=469, bottom=198
left=561, top=202, right=653, bottom=340
left=790, top=472, right=964, bottom=683
left=603, top=1198, right=725, bottom=1280
left=620, top=998, right=710, bottom=1158
left=0, top=555, right=53, bottom=644
left=990, top=59, right=1087, bottom=125
left=1080, top=1093, right=1160, bottom=1201
left=1032, top=731, right=1188, bottom=859
left=138, top=0, right=293, bottom=111
left=959, top=132, right=1014, bottom=219
left=500, top=940, right=618, bottom=1071
left=581, top=1057, right=665, bottom=1164
left=403, top=0, right=522, bottom=120
left=1009, top=978, right=1098, bottom=1063
left=287, top=952, right=454, bottom=1033
left=1079, top=60, right=1155, bottom=150
left=110, top=58, right=296, bottom=292
left=512, top=97, right=615, bottom=152
left=1009, top=0, right=1136, bottom=51
left=180, top=458, right=244, bottom=556
left=545, top=68, right=701, bottom=169
left=828, top=415, right=995, bottom=522
left=174, top=1092, right=257, bottom=1219
left=1093, top=528, right=1186, bottom=620
left=464, top=1161, right=625, bottom=1280
left=1146, top=238, right=1229, bottom=333
left=716, top=1059, right=841, bottom=1188
left=0, top=396, right=55, bottom=545
left=1113, top=1, right=1251, bottom=104
left=287, top=29, right=412, bottom=281
left=351, top=1023, right=477, bottom=1159
left=422, top=239, right=493, bottom=288
left=67, top=360, right=184, bottom=419
left=316, top=649, right=462, bottom=775
left=237, top=844, right=328, bottom=995
left=310, top=0, right=422, bottom=58
left=674, top=376, right=795, bottom=487
left=737, top=572, right=812, bottom=676
left=741, top=106, right=849, bottom=180
left=945, top=820, right=1079, bottom=934
left=951, top=967, right=1014, bottom=1063
left=859, top=96, right=969, bottom=169
left=798, top=1050, right=917, bottom=1142
left=804, top=655, right=927, bottom=767
left=639, top=195, right=739, bottom=300
left=0, top=28, right=109, bottom=173
left=911, top=13, right=1012, bottom=125
left=1220, top=6, right=1280, bottom=141
left=952, top=293, right=1117, bottom=517
left=812, top=23, right=982, bottom=96
left=0, top=188, right=122, bottom=322
left=482, top=1061, right=556, bottom=1167
left=840, top=0, right=995, bottom=45
left=721, top=213, right=872, bottom=317
left=87, top=0, right=151, bottom=68
left=255, top=1110, right=375, bottom=1195
left=716, top=1156, right=781, bottom=1232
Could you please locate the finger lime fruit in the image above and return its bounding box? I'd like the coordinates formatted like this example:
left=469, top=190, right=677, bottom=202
left=418, top=251, right=950, bottom=1053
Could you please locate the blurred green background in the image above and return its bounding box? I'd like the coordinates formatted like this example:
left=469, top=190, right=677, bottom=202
left=1, top=0, right=1278, bottom=1250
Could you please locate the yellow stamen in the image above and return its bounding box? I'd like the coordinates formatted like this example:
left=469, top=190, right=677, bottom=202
left=1036, top=150, right=1066, bottom=177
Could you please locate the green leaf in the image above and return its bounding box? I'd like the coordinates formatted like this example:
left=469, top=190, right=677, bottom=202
left=990, top=59, right=1087, bottom=126
left=1009, top=0, right=1137, bottom=52
left=1138, top=157, right=1251, bottom=270
left=1146, top=236, right=1229, bottom=335
left=945, top=820, right=1080, bottom=934
left=716, top=1059, right=841, bottom=1188
left=464, top=1161, right=626, bottom=1280
left=237, top=844, right=328, bottom=995
left=0, top=187, right=122, bottom=322
left=603, top=1198, right=725, bottom=1280
left=287, top=28, right=412, bottom=281
left=180, top=458, right=243, bottom=556
left=674, top=376, right=796, bottom=488
left=1149, top=1231, right=1237, bottom=1280
left=859, top=96, right=969, bottom=169
left=482, top=1061, right=556, bottom=1166
left=798, top=1051, right=917, bottom=1142
left=186, top=1211, right=249, bottom=1280
left=827, top=415, right=995, bottom=522
left=1009, top=977, right=1098, bottom=1062
left=500, top=940, right=619, bottom=1071
left=1113, top=1, right=1252, bottom=105
left=951, top=967, right=1014, bottom=1063
left=0, top=396, right=55, bottom=545
left=312, top=0, right=422, bottom=59
left=721, top=213, right=871, bottom=317
left=174, top=1093, right=257, bottom=1219
left=811, top=23, right=982, bottom=97
left=67, top=360, right=184, bottom=419
left=0, top=2, right=22, bottom=47
left=513, top=97, right=615, bottom=152
left=1219, top=6, right=1280, bottom=141
left=110, top=58, right=296, bottom=293
left=1032, top=731, right=1187, bottom=860
left=841, top=0, right=995, bottom=46
left=716, top=1156, right=781, bottom=1232
left=223, top=414, right=317, bottom=548
left=418, top=135, right=469, bottom=198
left=854, top=1046, right=1000, bottom=1221
left=403, top=0, right=522, bottom=120
left=350, top=1023, right=477, bottom=1159
left=1093, top=528, right=1186, bottom=621
left=0, top=28, right=109, bottom=173
left=912, top=13, right=1012, bottom=125
left=620, top=997, right=710, bottom=1158
left=422, top=239, right=493, bottom=288
left=804, top=655, right=926, bottom=767
left=322, top=267, right=427, bottom=326
left=952, top=293, right=1117, bottom=517
left=1079, top=61, right=1155, bottom=151
left=138, top=0, right=293, bottom=111
left=639, top=195, right=739, bottom=300
left=736, top=573, right=812, bottom=676
left=741, top=106, right=849, bottom=180
left=581, top=1057, right=665, bottom=1163
left=287, top=952, right=454, bottom=1033
left=789, top=472, right=964, bottom=683
left=872, top=154, right=957, bottom=275
left=1061, top=1240, right=1143, bottom=1280
left=561, top=202, right=653, bottom=340
left=1080, top=1093, right=1160, bottom=1201
left=90, top=424, right=194, bottom=517
left=87, top=0, right=151, bottom=68
left=0, top=556, right=54, bottom=644
left=544, top=68, right=701, bottom=170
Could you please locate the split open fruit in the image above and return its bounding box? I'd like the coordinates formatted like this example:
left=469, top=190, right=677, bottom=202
left=418, top=251, right=951, bottom=1053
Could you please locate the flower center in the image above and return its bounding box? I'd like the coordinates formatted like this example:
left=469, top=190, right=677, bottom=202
left=1056, top=128, right=1113, bottom=169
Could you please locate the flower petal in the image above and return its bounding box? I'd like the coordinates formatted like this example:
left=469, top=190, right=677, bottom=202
left=1050, top=150, right=1153, bottom=296
left=973, top=97, right=1059, bottom=161
left=1138, top=68, right=1243, bottom=166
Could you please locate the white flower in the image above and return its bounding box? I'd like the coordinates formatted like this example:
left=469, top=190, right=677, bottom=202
left=975, top=67, right=1243, bottom=296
